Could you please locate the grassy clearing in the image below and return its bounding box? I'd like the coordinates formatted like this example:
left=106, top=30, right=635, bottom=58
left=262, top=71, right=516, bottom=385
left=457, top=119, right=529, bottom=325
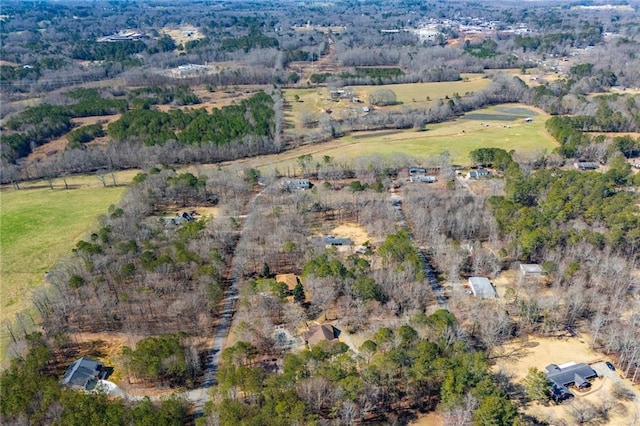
left=0, top=177, right=132, bottom=364
left=284, top=75, right=491, bottom=132
left=246, top=103, right=557, bottom=174
left=351, top=74, right=490, bottom=104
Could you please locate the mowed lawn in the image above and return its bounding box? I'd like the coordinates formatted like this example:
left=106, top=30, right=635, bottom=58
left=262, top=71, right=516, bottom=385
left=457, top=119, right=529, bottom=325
left=0, top=180, right=128, bottom=362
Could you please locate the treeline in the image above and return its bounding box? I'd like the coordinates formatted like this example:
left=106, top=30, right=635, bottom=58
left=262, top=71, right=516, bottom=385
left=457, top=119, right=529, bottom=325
left=545, top=96, right=639, bottom=158
left=309, top=66, right=458, bottom=86
left=545, top=116, right=594, bottom=158
left=0, top=85, right=231, bottom=163
left=207, top=312, right=518, bottom=425
left=0, top=333, right=190, bottom=426
left=128, top=85, right=201, bottom=108
left=514, top=25, right=603, bottom=54
left=220, top=29, right=279, bottom=53
left=1, top=88, right=127, bottom=162
left=71, top=40, right=147, bottom=61
left=107, top=91, right=274, bottom=146
left=490, top=164, right=640, bottom=260
left=66, top=124, right=105, bottom=149
left=0, top=58, right=67, bottom=82
left=33, top=169, right=249, bottom=338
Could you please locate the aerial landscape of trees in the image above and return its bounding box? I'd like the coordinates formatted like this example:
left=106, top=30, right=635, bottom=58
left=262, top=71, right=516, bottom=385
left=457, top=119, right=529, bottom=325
left=1, top=0, right=640, bottom=424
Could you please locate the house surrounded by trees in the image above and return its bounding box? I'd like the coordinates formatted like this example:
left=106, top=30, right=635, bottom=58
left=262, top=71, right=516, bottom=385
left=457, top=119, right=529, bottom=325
left=61, top=357, right=109, bottom=391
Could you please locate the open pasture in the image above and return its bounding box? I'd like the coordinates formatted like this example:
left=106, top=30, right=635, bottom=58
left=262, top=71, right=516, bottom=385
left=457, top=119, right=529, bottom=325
left=351, top=73, right=490, bottom=104
left=0, top=177, right=131, bottom=363
left=254, top=103, right=556, bottom=174
left=283, top=75, right=491, bottom=132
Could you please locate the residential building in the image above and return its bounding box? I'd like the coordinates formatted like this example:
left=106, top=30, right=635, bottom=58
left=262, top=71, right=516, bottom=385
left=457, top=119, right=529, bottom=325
left=61, top=357, right=108, bottom=390
left=546, top=362, right=598, bottom=401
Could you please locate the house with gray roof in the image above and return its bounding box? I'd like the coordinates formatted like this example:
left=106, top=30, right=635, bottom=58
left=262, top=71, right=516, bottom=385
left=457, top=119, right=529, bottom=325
left=467, top=168, right=490, bottom=179
left=468, top=277, right=498, bottom=298
left=574, top=162, right=599, bottom=170
left=546, top=362, right=597, bottom=401
left=281, top=178, right=311, bottom=191
left=410, top=175, right=437, bottom=183
left=61, top=357, right=108, bottom=390
left=325, top=236, right=353, bottom=246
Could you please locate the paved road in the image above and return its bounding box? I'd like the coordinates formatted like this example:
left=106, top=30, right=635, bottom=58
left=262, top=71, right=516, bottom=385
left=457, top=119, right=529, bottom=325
left=187, top=190, right=266, bottom=413
left=391, top=196, right=448, bottom=309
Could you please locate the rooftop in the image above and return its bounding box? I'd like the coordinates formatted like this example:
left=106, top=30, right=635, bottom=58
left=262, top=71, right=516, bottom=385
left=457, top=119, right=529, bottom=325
left=520, top=264, right=544, bottom=274
left=61, top=357, right=107, bottom=390
left=546, top=362, right=597, bottom=390
left=468, top=277, right=497, bottom=298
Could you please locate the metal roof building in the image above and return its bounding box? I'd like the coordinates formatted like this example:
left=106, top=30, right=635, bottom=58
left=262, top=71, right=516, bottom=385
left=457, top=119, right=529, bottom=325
left=468, top=277, right=498, bottom=298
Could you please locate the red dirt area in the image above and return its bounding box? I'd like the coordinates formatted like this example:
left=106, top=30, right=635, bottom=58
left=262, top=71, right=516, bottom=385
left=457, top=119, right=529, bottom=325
left=27, top=114, right=121, bottom=161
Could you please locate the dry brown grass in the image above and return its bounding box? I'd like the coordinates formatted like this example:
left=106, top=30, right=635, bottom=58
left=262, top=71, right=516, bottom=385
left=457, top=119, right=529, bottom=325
left=494, top=335, right=640, bottom=425
left=162, top=26, right=205, bottom=47
left=27, top=114, right=122, bottom=161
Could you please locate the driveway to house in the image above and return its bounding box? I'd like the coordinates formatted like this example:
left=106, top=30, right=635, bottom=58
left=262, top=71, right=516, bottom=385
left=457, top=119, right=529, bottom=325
left=591, top=361, right=640, bottom=404
left=390, top=193, right=448, bottom=309
left=185, top=189, right=266, bottom=413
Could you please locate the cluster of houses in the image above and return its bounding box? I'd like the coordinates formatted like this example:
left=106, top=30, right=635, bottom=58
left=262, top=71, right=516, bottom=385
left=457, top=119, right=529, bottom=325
left=467, top=264, right=544, bottom=299
left=408, top=167, right=438, bottom=183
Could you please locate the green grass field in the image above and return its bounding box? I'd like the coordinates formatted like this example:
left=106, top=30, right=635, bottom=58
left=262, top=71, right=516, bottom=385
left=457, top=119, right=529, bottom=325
left=284, top=74, right=491, bottom=132
left=247, top=103, right=558, bottom=174
left=0, top=174, right=133, bottom=364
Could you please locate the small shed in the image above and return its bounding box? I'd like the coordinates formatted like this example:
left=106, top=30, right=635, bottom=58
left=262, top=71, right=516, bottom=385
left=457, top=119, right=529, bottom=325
left=573, top=162, right=598, bottom=170
left=519, top=264, right=544, bottom=276
left=408, top=167, right=427, bottom=175
left=468, top=277, right=498, bottom=299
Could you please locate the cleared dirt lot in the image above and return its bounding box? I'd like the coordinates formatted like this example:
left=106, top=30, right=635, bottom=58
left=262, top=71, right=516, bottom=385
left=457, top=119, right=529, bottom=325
left=494, top=335, right=640, bottom=425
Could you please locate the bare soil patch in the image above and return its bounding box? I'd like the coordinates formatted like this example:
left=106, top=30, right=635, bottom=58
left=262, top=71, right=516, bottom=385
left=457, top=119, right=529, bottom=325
left=495, top=335, right=639, bottom=425
left=162, top=26, right=205, bottom=47
left=410, top=412, right=444, bottom=426
left=27, top=114, right=121, bottom=161
left=330, top=223, right=370, bottom=246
